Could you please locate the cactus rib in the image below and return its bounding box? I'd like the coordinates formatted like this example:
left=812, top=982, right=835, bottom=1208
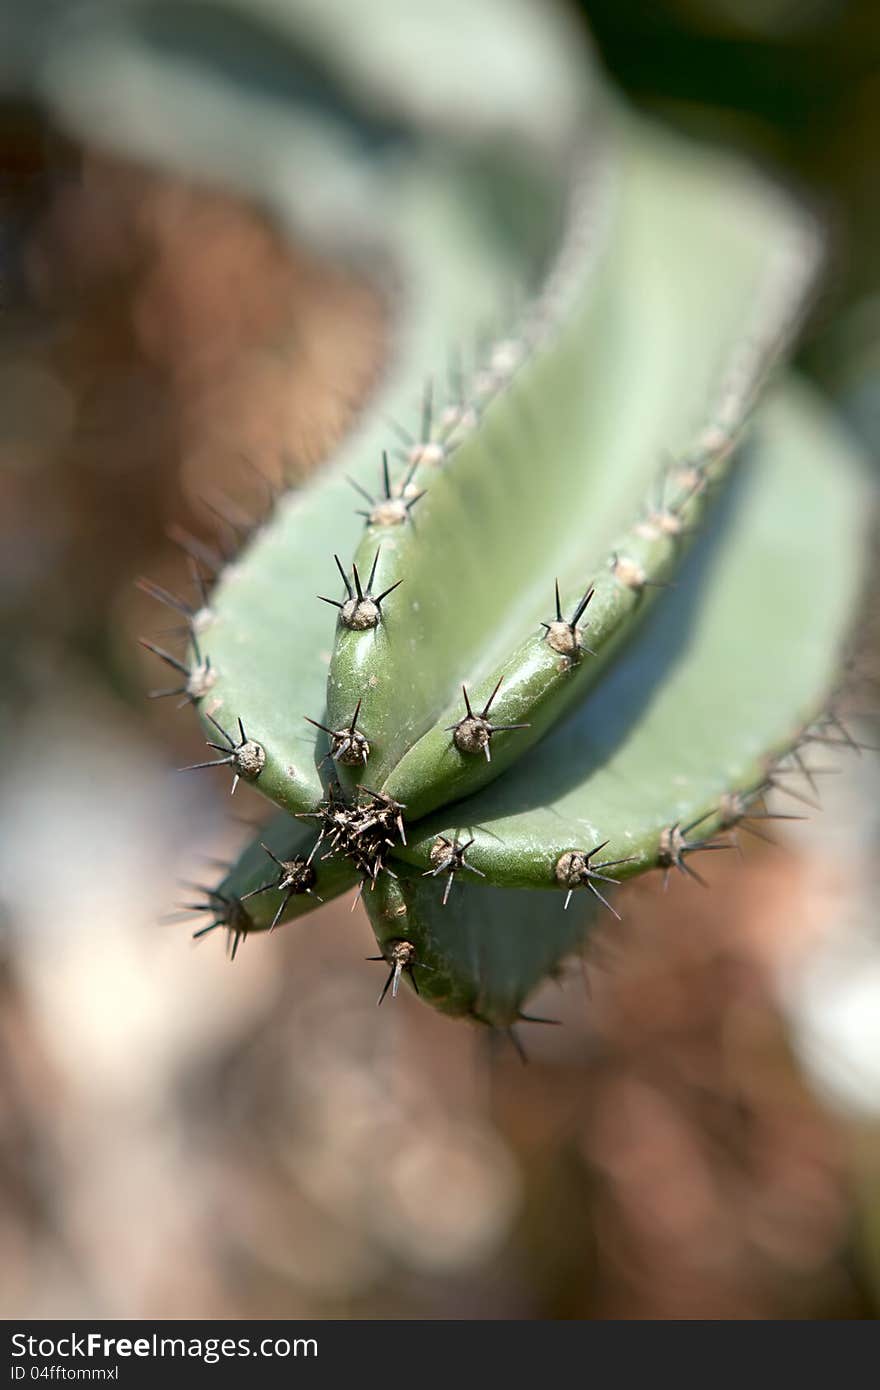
left=392, top=383, right=870, bottom=909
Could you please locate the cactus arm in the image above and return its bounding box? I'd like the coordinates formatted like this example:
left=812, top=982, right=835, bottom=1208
left=395, top=380, right=871, bottom=895
left=363, top=863, right=593, bottom=1026
left=322, top=129, right=617, bottom=795
left=192, top=810, right=359, bottom=941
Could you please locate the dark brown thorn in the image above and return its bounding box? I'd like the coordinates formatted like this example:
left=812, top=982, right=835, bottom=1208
left=583, top=869, right=624, bottom=887
left=240, top=879, right=274, bottom=901
left=349, top=698, right=363, bottom=731
left=594, top=855, right=638, bottom=872
left=382, top=450, right=392, bottom=499
left=189, top=557, right=210, bottom=608
left=136, top=577, right=191, bottom=619
left=586, top=881, right=621, bottom=920
left=678, top=858, right=709, bottom=888
left=462, top=685, right=473, bottom=719
left=333, top=553, right=353, bottom=600
left=506, top=1028, right=528, bottom=1065
left=518, top=1014, right=561, bottom=1026
left=139, top=638, right=189, bottom=675
left=481, top=676, right=504, bottom=718
left=488, top=722, right=530, bottom=732
left=205, top=489, right=256, bottom=535
left=784, top=762, right=840, bottom=777
left=200, top=496, right=248, bottom=546
left=374, top=578, right=403, bottom=607
left=346, top=475, right=375, bottom=506
left=167, top=524, right=222, bottom=575
left=739, top=821, right=778, bottom=847
left=554, top=579, right=563, bottom=623
left=400, top=452, right=422, bottom=494
left=810, top=732, right=878, bottom=753
left=571, top=585, right=595, bottom=627
left=382, top=413, right=415, bottom=447
left=238, top=452, right=279, bottom=512
left=824, top=709, right=860, bottom=752
left=205, top=714, right=234, bottom=748
left=767, top=777, right=822, bottom=811
left=352, top=561, right=364, bottom=601
left=304, top=715, right=334, bottom=736
left=377, top=964, right=396, bottom=1005
left=792, top=748, right=819, bottom=795
left=317, top=595, right=343, bottom=610
left=366, top=548, right=381, bottom=592
left=681, top=808, right=717, bottom=837
left=178, top=755, right=235, bottom=773
left=192, top=919, right=224, bottom=940
left=269, top=892, right=291, bottom=932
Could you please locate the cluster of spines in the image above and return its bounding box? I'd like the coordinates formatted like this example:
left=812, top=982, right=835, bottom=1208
left=423, top=834, right=485, bottom=907
left=367, top=939, right=433, bottom=1005
left=241, top=843, right=322, bottom=929
left=298, top=783, right=407, bottom=903
left=179, top=714, right=266, bottom=794
left=180, top=885, right=254, bottom=961
left=318, top=549, right=403, bottom=631
left=447, top=679, right=531, bottom=763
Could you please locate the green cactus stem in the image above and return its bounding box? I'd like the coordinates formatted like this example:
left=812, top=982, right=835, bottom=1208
left=87, top=1, right=875, bottom=1011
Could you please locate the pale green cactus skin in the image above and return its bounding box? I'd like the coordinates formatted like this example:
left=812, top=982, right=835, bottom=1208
left=47, top=1, right=869, bottom=1024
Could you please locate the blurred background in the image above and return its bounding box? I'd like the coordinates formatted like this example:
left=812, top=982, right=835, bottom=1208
left=1, top=0, right=880, bottom=1320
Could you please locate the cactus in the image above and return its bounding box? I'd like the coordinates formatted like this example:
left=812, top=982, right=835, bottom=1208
left=65, top=1, right=870, bottom=1027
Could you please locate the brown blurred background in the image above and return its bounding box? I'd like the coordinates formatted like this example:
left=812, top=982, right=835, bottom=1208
left=1, top=0, right=880, bottom=1319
